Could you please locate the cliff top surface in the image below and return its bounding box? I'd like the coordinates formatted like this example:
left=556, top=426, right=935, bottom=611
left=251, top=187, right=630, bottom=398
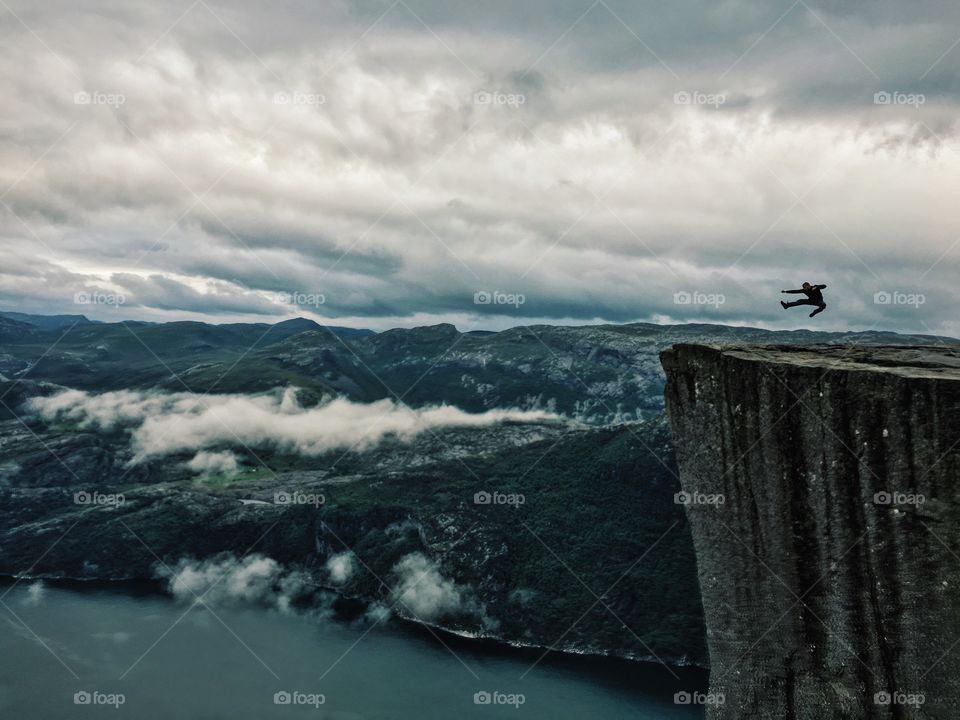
left=665, top=343, right=960, bottom=380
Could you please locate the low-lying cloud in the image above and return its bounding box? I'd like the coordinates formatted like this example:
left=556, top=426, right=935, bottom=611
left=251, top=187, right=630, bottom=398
left=156, top=554, right=311, bottom=613
left=23, top=581, right=45, bottom=608
left=390, top=552, right=499, bottom=630
left=28, top=387, right=562, bottom=463
left=186, top=450, right=240, bottom=476
left=325, top=552, right=356, bottom=586
left=390, top=552, right=465, bottom=622
left=157, top=551, right=497, bottom=631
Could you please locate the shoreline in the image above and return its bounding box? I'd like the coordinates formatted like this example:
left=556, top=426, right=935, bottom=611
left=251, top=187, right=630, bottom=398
left=0, top=572, right=708, bottom=673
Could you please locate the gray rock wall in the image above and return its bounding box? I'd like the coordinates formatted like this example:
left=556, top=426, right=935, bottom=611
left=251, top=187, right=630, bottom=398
left=662, top=344, right=960, bottom=719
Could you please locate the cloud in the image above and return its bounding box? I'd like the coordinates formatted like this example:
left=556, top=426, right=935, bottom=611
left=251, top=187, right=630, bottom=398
left=22, top=581, right=45, bottom=607
left=186, top=450, right=240, bottom=476
left=390, top=552, right=463, bottom=621
left=155, top=554, right=310, bottom=613
left=325, top=552, right=356, bottom=586
left=28, top=387, right=562, bottom=461
left=157, top=550, right=495, bottom=630
left=388, top=552, right=499, bottom=630
left=364, top=602, right=392, bottom=624
left=2, top=1, right=959, bottom=335
left=109, top=273, right=289, bottom=317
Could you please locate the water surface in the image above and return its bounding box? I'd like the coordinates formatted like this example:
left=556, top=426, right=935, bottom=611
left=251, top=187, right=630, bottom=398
left=0, top=581, right=706, bottom=718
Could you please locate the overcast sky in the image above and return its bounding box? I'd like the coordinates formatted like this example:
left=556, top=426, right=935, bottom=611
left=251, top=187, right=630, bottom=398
left=1, top=0, right=958, bottom=335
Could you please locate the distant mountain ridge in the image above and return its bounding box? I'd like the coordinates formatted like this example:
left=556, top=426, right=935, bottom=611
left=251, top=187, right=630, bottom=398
left=0, top=313, right=955, bottom=424
left=0, top=311, right=100, bottom=330
left=0, top=310, right=373, bottom=336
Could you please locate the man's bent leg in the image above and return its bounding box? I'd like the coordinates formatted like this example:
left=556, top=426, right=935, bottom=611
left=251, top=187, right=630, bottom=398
left=809, top=303, right=826, bottom=317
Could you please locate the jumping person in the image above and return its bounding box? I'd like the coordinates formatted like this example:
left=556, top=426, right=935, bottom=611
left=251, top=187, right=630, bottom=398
left=781, top=282, right=828, bottom=317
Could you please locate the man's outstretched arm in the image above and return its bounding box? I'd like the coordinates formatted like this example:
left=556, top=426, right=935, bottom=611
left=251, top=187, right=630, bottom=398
left=781, top=288, right=805, bottom=294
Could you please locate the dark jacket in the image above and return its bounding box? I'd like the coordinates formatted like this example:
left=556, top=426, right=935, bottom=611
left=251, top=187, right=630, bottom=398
left=785, top=284, right=826, bottom=304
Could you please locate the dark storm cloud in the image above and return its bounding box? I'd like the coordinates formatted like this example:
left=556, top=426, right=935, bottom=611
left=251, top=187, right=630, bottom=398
left=108, top=273, right=286, bottom=316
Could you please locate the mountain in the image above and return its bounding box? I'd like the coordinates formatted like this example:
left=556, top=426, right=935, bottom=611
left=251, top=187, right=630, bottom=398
left=0, top=314, right=374, bottom=393
left=0, top=315, right=953, bottom=423
left=0, top=311, right=98, bottom=330
left=1, top=317, right=957, bottom=672
left=0, top=316, right=36, bottom=344
left=663, top=344, right=960, bottom=717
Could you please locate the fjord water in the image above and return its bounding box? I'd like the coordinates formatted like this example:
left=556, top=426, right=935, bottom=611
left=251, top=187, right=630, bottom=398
left=0, top=582, right=706, bottom=719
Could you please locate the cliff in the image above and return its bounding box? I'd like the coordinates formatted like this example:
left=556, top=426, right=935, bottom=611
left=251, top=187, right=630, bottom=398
left=662, top=344, right=960, bottom=719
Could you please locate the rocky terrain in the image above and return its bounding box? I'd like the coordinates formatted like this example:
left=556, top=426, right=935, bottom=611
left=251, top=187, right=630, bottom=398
left=1, top=313, right=958, bottom=676
left=0, top=411, right=707, bottom=666
left=663, top=344, right=960, bottom=718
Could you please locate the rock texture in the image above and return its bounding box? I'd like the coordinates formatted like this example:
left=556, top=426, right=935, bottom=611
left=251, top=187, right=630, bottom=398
left=662, top=344, right=960, bottom=719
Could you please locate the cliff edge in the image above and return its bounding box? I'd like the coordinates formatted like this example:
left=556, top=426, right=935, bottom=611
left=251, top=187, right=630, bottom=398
left=662, top=344, right=960, bottom=719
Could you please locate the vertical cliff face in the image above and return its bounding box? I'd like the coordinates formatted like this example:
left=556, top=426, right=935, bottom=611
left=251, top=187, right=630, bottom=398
left=662, top=344, right=960, bottom=719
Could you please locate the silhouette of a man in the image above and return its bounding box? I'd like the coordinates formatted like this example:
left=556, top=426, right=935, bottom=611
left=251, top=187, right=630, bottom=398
left=781, top=282, right=827, bottom=317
